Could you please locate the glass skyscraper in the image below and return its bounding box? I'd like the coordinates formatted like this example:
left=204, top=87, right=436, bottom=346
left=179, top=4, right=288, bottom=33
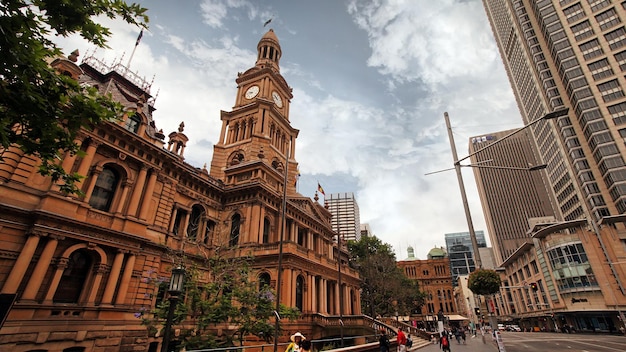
left=444, top=231, right=487, bottom=286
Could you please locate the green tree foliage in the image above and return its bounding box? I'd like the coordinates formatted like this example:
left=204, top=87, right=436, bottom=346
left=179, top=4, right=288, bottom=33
left=138, top=253, right=300, bottom=350
left=347, top=236, right=426, bottom=318
left=468, top=269, right=501, bottom=296
left=0, top=0, right=148, bottom=194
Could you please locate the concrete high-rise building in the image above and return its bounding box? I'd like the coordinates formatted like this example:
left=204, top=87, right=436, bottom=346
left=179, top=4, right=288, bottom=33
left=360, top=223, right=373, bottom=238
left=444, top=231, right=487, bottom=285
left=326, top=192, right=361, bottom=241
left=482, top=0, right=626, bottom=225
left=469, top=129, right=556, bottom=265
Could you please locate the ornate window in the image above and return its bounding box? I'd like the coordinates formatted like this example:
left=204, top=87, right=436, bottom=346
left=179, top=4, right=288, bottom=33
left=89, top=167, right=119, bottom=211
left=125, top=114, right=141, bottom=133
left=295, top=275, right=304, bottom=312
left=187, top=205, right=203, bottom=241
left=263, top=218, right=270, bottom=243
left=229, top=213, right=241, bottom=246
left=53, top=249, right=92, bottom=303
left=259, top=273, right=271, bottom=290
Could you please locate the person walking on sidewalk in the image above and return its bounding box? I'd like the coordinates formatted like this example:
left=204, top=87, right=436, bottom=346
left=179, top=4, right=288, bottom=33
left=397, top=327, right=407, bottom=352
left=439, top=332, right=451, bottom=352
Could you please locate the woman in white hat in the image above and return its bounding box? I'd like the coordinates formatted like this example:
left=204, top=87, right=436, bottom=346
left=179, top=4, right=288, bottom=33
left=285, top=332, right=306, bottom=352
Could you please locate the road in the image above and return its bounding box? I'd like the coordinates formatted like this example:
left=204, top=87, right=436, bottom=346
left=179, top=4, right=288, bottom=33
left=416, top=331, right=625, bottom=352
left=498, top=332, right=625, bottom=352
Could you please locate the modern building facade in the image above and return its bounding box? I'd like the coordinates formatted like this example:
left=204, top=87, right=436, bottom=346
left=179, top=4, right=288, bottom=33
left=0, top=29, right=362, bottom=351
left=494, top=218, right=626, bottom=333
left=325, top=192, right=361, bottom=241
left=482, top=0, right=626, bottom=226
left=397, top=247, right=459, bottom=329
left=479, top=0, right=626, bottom=332
left=444, top=231, right=487, bottom=286
left=469, top=129, right=556, bottom=266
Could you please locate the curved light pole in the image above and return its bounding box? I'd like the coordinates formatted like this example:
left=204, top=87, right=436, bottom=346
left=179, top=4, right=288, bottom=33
left=426, top=108, right=569, bottom=270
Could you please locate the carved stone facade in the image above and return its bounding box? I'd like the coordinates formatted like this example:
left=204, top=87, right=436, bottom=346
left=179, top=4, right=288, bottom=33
left=0, top=30, right=361, bottom=352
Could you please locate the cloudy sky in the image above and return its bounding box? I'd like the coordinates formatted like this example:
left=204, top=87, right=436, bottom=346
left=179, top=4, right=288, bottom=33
left=55, top=0, right=524, bottom=260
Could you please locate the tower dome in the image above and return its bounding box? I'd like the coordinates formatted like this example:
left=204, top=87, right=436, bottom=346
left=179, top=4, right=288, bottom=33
left=255, top=29, right=282, bottom=71
left=427, top=247, right=447, bottom=259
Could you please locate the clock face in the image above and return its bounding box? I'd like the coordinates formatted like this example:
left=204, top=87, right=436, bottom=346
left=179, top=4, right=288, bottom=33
left=245, top=85, right=259, bottom=99
left=272, top=91, right=283, bottom=108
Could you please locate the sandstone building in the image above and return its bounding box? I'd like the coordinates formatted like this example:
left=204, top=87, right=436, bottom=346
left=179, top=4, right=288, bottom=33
left=0, top=29, right=361, bottom=351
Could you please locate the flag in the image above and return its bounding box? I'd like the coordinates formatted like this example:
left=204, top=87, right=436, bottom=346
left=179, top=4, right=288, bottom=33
left=317, top=182, right=325, bottom=196
left=264, top=18, right=272, bottom=27
left=135, top=29, right=144, bottom=46
left=294, top=168, right=301, bottom=186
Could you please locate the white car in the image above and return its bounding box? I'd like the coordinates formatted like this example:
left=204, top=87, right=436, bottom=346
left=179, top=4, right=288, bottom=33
left=498, top=324, right=506, bottom=331
left=509, top=325, right=521, bottom=332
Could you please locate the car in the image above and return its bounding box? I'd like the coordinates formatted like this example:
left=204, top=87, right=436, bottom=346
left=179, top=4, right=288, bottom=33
left=498, top=324, right=506, bottom=331
left=509, top=325, right=521, bottom=332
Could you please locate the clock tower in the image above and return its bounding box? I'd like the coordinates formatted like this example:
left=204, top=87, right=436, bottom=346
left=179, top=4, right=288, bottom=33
left=210, top=29, right=299, bottom=194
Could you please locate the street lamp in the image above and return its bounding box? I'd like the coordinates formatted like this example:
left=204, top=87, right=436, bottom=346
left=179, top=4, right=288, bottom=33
left=161, top=266, right=185, bottom=352
left=434, top=108, right=568, bottom=269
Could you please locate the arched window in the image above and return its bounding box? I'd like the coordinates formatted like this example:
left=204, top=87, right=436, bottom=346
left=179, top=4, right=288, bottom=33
left=187, top=205, right=203, bottom=241
left=229, top=213, right=241, bottom=246
left=295, top=275, right=304, bottom=312
left=204, top=220, right=215, bottom=245
left=263, top=218, right=271, bottom=243
left=53, top=249, right=92, bottom=303
left=259, top=273, right=271, bottom=290
left=125, top=114, right=141, bottom=133
left=89, top=167, right=119, bottom=211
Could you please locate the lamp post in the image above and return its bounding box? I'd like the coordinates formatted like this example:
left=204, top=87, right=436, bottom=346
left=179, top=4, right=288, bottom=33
left=434, top=108, right=569, bottom=270
left=161, top=266, right=185, bottom=352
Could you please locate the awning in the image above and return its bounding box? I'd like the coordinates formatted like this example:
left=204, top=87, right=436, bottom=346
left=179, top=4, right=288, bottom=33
left=447, top=315, right=469, bottom=321
left=420, top=314, right=469, bottom=321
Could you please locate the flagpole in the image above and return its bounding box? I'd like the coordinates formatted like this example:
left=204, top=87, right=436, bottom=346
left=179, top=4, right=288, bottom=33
left=126, top=29, right=143, bottom=71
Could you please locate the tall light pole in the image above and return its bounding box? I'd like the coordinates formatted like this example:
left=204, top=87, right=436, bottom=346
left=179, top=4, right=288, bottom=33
left=436, top=108, right=569, bottom=270
left=273, top=149, right=290, bottom=352
left=161, top=266, right=185, bottom=352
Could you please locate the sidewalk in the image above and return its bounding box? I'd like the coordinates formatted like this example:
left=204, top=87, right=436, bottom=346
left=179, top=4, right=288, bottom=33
left=415, top=333, right=499, bottom=352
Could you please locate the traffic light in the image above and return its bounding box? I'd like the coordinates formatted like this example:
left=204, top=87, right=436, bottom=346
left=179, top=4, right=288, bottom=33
left=474, top=307, right=480, bottom=315
left=530, top=282, right=538, bottom=291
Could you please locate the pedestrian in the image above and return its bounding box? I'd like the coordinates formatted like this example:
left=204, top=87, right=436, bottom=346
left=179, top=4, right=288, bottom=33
left=439, top=332, right=451, bottom=352
left=285, top=332, right=305, bottom=352
left=406, top=334, right=413, bottom=349
left=460, top=328, right=466, bottom=344
left=379, top=330, right=391, bottom=352
left=300, top=339, right=312, bottom=352
left=396, top=327, right=407, bottom=352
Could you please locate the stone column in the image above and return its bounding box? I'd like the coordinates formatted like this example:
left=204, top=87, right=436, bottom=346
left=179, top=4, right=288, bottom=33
left=21, top=235, right=61, bottom=300
left=115, top=253, right=136, bottom=305
left=138, top=170, right=158, bottom=220
left=87, top=264, right=107, bottom=304
left=114, top=180, right=132, bottom=214
left=82, top=166, right=103, bottom=203
left=101, top=250, right=125, bottom=304
left=75, top=140, right=100, bottom=189
left=127, top=166, right=148, bottom=217
left=335, top=282, right=340, bottom=315
left=1, top=232, right=41, bottom=294
left=311, top=275, right=318, bottom=312
left=44, top=257, right=69, bottom=302
left=283, top=268, right=293, bottom=307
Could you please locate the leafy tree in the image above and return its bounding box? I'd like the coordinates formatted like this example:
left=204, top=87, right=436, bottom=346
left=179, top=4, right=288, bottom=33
left=468, top=269, right=501, bottom=296
left=0, top=0, right=148, bottom=194
left=347, top=236, right=425, bottom=318
left=138, top=253, right=300, bottom=350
